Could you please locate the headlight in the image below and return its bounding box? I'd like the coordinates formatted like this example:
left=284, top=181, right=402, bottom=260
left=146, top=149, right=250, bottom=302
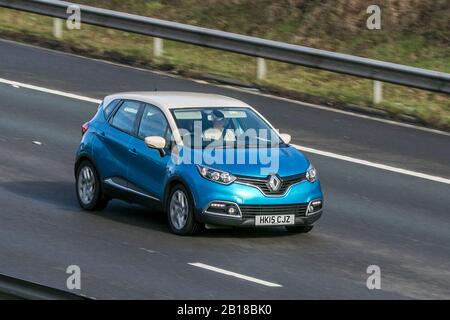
left=197, top=165, right=236, bottom=185
left=306, top=165, right=317, bottom=183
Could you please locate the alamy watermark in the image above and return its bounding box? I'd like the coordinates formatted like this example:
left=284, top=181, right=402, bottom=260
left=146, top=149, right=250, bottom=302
left=66, top=265, right=81, bottom=290
left=66, top=5, right=81, bottom=30
left=366, top=265, right=381, bottom=290
left=167, top=124, right=282, bottom=176
left=366, top=5, right=381, bottom=30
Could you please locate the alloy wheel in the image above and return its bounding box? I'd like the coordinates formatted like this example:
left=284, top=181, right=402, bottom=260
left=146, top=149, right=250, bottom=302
left=78, top=166, right=96, bottom=205
left=169, top=190, right=188, bottom=230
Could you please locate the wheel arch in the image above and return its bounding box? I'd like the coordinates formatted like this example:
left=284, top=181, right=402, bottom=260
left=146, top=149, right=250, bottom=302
left=74, top=154, right=100, bottom=179
left=163, top=176, right=197, bottom=212
left=75, top=155, right=92, bottom=176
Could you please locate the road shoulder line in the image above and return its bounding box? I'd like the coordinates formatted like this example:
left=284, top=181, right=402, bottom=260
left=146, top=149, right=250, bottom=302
left=1, top=77, right=448, bottom=186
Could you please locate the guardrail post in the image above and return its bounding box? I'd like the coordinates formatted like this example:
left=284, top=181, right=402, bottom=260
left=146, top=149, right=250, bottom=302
left=373, top=80, right=383, bottom=105
left=153, top=37, right=163, bottom=57
left=53, top=18, right=63, bottom=39
left=256, top=57, right=267, bottom=80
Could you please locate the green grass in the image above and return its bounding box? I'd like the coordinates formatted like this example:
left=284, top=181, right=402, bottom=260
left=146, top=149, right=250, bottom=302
left=0, top=2, right=448, bottom=129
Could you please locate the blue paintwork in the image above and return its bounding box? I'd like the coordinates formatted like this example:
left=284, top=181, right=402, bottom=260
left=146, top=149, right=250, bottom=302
left=185, top=146, right=310, bottom=177
left=76, top=101, right=323, bottom=219
left=169, top=161, right=323, bottom=210
left=128, top=134, right=171, bottom=200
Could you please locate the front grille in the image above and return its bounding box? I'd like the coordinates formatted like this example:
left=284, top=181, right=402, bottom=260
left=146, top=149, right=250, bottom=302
left=236, top=173, right=306, bottom=195
left=240, top=203, right=308, bottom=218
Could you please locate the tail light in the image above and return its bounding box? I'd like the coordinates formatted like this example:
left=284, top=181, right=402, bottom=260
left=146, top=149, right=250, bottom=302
left=81, top=122, right=89, bottom=136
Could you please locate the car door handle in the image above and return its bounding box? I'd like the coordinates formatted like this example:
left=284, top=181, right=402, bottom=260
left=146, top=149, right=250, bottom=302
left=128, top=148, right=137, bottom=156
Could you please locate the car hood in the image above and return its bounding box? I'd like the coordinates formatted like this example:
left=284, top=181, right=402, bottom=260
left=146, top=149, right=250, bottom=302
left=179, top=146, right=310, bottom=178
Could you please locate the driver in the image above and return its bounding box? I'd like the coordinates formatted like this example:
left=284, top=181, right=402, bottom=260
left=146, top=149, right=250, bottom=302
left=204, top=110, right=235, bottom=142
left=211, top=109, right=226, bottom=131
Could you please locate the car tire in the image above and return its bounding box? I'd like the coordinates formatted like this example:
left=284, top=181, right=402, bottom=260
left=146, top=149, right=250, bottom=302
left=76, top=160, right=109, bottom=211
left=167, top=184, right=202, bottom=236
left=285, top=225, right=314, bottom=233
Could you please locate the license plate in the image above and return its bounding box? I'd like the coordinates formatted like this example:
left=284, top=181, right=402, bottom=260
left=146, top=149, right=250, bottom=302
left=255, top=214, right=295, bottom=226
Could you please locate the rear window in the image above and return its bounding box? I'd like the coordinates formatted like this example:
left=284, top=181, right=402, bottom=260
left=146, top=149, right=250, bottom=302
left=103, top=99, right=121, bottom=119
left=110, top=100, right=141, bottom=134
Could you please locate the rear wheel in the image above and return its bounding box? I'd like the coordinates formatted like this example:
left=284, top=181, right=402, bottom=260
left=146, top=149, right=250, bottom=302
left=285, top=225, right=314, bottom=234
left=76, top=161, right=108, bottom=211
left=167, top=184, right=202, bottom=235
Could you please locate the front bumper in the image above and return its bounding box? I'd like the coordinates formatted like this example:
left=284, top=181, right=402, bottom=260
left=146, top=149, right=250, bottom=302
left=196, top=198, right=323, bottom=228
left=197, top=208, right=323, bottom=228
left=182, top=167, right=324, bottom=228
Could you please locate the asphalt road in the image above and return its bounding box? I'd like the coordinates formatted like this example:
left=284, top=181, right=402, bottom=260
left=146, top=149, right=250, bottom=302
left=0, top=39, right=449, bottom=299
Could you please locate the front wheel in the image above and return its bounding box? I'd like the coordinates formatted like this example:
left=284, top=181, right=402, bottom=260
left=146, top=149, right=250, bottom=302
left=285, top=225, right=314, bottom=234
left=76, top=161, right=109, bottom=211
left=167, top=184, right=202, bottom=236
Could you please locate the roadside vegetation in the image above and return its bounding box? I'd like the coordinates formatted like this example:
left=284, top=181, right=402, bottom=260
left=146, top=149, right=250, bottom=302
left=0, top=0, right=448, bottom=129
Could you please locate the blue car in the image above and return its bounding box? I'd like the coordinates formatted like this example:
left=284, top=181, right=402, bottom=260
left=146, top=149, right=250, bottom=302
left=75, top=92, right=323, bottom=235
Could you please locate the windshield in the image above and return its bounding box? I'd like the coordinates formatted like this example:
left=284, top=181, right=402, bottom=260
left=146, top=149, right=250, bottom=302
left=171, top=107, right=286, bottom=149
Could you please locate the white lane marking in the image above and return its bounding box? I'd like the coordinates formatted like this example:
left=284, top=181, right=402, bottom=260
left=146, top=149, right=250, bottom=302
left=2, top=38, right=448, bottom=137
left=139, top=247, right=157, bottom=254
left=0, top=78, right=102, bottom=104
left=1, top=76, right=448, bottom=185
left=219, top=85, right=450, bottom=137
left=293, top=144, right=450, bottom=185
left=188, top=262, right=282, bottom=287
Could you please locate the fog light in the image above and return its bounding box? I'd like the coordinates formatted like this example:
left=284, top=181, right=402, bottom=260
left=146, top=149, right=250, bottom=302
left=307, top=199, right=323, bottom=216
left=207, top=202, right=240, bottom=217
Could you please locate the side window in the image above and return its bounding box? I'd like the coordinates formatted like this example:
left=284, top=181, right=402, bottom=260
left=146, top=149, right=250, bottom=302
left=110, top=100, right=141, bottom=134
left=138, top=104, right=170, bottom=141
left=103, top=99, right=121, bottom=119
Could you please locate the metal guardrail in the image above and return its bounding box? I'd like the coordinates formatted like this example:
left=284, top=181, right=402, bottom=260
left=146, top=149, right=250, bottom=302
left=0, top=274, right=89, bottom=300
left=0, top=0, right=449, bottom=94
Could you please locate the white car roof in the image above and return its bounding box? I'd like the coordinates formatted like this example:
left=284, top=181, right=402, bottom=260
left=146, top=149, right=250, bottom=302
left=103, top=92, right=251, bottom=110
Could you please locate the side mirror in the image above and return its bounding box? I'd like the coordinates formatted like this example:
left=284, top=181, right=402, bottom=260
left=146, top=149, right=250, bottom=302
left=279, top=133, right=291, bottom=145
left=145, top=136, right=166, bottom=156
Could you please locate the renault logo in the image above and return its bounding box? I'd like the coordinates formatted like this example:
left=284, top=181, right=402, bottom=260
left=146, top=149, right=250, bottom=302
left=268, top=174, right=281, bottom=192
